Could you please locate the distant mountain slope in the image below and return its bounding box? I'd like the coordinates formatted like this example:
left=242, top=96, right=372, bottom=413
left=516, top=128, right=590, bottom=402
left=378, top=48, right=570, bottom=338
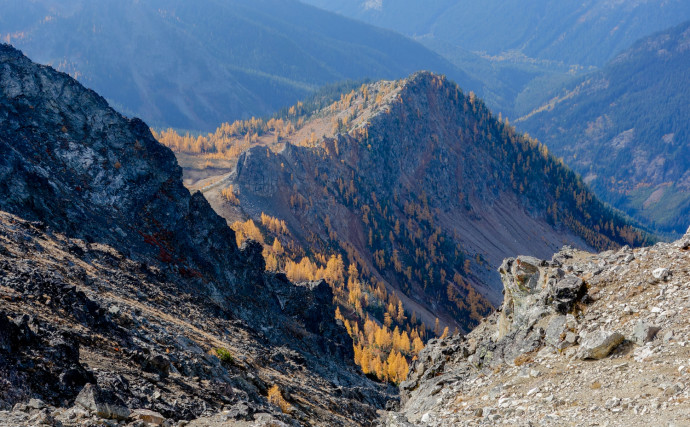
left=301, top=0, right=690, bottom=67
left=518, top=22, right=690, bottom=234
left=301, top=0, right=690, bottom=118
left=0, top=0, right=477, bottom=131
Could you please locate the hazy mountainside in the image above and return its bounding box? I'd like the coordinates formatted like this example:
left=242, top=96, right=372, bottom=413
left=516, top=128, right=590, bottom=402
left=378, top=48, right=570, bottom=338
left=0, top=44, right=388, bottom=425
left=162, top=72, right=651, bottom=380
left=518, top=22, right=690, bottom=235
left=386, top=231, right=690, bottom=426
left=414, top=38, right=581, bottom=120
left=301, top=0, right=690, bottom=67
left=300, top=0, right=690, bottom=118
left=0, top=0, right=479, bottom=132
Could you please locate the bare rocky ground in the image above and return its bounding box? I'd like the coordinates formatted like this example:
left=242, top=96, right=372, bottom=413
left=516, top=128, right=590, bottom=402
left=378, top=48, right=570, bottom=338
left=0, top=211, right=389, bottom=427
left=383, top=229, right=690, bottom=426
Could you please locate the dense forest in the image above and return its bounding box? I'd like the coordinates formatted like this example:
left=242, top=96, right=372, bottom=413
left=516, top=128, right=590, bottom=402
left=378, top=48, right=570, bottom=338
left=518, top=21, right=690, bottom=234
left=158, top=83, right=482, bottom=383
left=230, top=214, right=436, bottom=383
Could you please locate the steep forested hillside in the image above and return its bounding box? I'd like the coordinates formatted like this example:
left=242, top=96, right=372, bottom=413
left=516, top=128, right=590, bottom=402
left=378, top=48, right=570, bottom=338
left=518, top=22, right=690, bottom=234
left=0, top=0, right=476, bottom=131
left=155, top=73, right=651, bottom=382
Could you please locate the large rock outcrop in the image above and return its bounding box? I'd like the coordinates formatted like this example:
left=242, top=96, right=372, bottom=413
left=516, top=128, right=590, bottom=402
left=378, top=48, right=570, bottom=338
left=385, top=231, right=690, bottom=426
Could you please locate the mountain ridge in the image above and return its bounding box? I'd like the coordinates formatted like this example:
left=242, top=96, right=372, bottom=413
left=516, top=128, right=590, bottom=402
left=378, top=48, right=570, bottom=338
left=300, top=0, right=690, bottom=120
left=301, top=0, right=690, bottom=67
left=158, top=71, right=651, bottom=381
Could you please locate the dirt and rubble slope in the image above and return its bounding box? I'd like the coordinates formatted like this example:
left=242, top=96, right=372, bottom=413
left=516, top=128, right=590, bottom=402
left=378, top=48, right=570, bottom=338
left=385, top=228, right=690, bottom=426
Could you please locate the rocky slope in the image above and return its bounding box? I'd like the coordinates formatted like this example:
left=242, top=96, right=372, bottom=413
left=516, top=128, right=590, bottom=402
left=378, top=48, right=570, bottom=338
left=384, top=228, right=690, bottom=426
left=518, top=21, right=690, bottom=235
left=0, top=44, right=388, bottom=426
left=204, top=72, right=649, bottom=334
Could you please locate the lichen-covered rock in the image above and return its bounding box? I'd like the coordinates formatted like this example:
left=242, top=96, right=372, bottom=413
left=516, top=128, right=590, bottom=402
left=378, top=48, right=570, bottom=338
left=497, top=256, right=585, bottom=341
left=497, top=256, right=548, bottom=339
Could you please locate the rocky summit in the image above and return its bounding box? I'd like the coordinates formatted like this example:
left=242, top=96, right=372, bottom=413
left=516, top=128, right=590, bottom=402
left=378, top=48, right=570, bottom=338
left=384, top=228, right=690, bottom=426
left=0, top=44, right=389, bottom=426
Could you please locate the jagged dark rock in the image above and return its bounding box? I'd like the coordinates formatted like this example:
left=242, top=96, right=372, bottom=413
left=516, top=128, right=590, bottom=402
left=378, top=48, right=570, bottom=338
left=0, top=44, right=388, bottom=426
left=548, top=275, right=585, bottom=314
left=0, top=43, right=247, bottom=298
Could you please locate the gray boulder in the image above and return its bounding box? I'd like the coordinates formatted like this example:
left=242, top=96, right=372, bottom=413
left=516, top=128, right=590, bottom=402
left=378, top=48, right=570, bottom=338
left=74, top=384, right=130, bottom=421
left=545, top=316, right=567, bottom=348
left=633, top=321, right=661, bottom=345
left=549, top=275, right=585, bottom=314
left=578, top=330, right=624, bottom=359
left=652, top=268, right=670, bottom=281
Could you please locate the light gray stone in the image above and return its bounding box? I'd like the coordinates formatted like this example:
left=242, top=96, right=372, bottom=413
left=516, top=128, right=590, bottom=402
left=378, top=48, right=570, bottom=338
left=633, top=321, right=660, bottom=345
left=132, top=408, right=166, bottom=426
left=26, top=399, right=46, bottom=410
left=74, top=384, right=130, bottom=421
left=652, top=268, right=670, bottom=281
left=578, top=330, right=625, bottom=359
left=545, top=316, right=567, bottom=347
left=564, top=332, right=579, bottom=346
